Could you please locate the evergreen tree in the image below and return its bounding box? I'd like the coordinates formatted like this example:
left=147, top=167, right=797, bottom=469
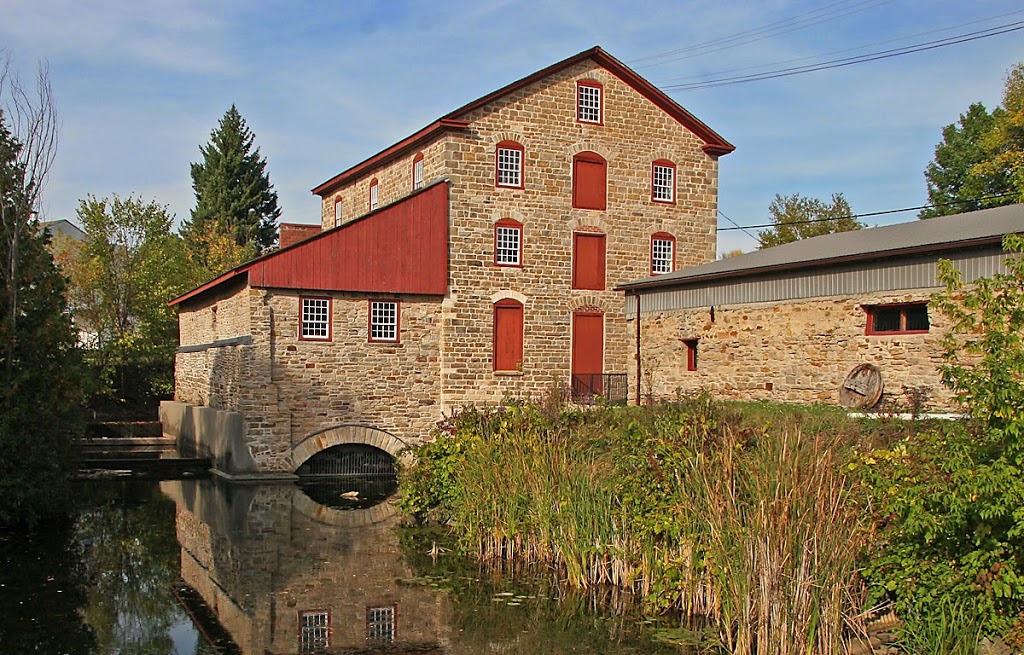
left=0, top=111, right=84, bottom=526
left=919, top=103, right=1001, bottom=218
left=185, top=105, right=280, bottom=256
left=758, top=192, right=862, bottom=249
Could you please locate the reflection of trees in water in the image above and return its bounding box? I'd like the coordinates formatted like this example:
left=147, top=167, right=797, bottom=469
left=0, top=520, right=96, bottom=655
left=74, top=481, right=190, bottom=655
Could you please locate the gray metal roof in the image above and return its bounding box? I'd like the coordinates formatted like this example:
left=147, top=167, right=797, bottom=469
left=619, top=203, right=1024, bottom=291
left=41, top=219, right=86, bottom=242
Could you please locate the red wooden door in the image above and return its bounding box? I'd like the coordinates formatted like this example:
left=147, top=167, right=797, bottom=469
left=572, top=312, right=604, bottom=396
left=572, top=233, right=606, bottom=290
left=493, top=300, right=524, bottom=371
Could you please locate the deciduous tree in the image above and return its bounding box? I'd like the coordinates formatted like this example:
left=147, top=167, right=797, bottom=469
left=183, top=105, right=280, bottom=256
left=757, top=192, right=862, bottom=249
left=971, top=62, right=1024, bottom=207
left=919, top=103, right=1001, bottom=218
left=73, top=195, right=188, bottom=405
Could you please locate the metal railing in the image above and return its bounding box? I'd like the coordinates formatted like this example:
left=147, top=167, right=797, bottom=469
left=571, top=373, right=628, bottom=405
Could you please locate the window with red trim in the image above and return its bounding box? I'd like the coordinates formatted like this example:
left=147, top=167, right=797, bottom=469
left=412, top=153, right=424, bottom=190
left=572, top=152, right=606, bottom=210
left=572, top=232, right=606, bottom=290
left=369, top=178, right=379, bottom=210
left=495, top=141, right=524, bottom=188
left=865, top=302, right=929, bottom=335
left=369, top=300, right=400, bottom=342
left=300, top=297, right=331, bottom=341
left=652, top=160, right=676, bottom=203
left=333, top=196, right=342, bottom=226
left=494, top=218, right=523, bottom=266
left=576, top=79, right=603, bottom=124
left=493, top=299, right=524, bottom=372
left=651, top=232, right=676, bottom=275
left=683, top=339, right=699, bottom=371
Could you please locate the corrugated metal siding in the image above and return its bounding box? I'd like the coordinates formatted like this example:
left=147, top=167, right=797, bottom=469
left=627, top=246, right=1011, bottom=314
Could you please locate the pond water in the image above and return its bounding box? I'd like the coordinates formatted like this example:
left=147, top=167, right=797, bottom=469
left=0, top=477, right=695, bottom=654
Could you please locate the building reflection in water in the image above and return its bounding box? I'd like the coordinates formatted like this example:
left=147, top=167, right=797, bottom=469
left=161, top=478, right=449, bottom=654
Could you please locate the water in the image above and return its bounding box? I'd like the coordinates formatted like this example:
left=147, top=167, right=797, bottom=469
left=0, top=478, right=694, bottom=654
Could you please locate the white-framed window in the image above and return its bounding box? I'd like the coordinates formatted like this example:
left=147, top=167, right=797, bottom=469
left=333, top=197, right=343, bottom=225
left=412, top=153, right=424, bottom=190
left=577, top=81, right=602, bottom=124
left=300, top=610, right=330, bottom=653
left=370, top=180, right=379, bottom=210
left=301, top=297, right=330, bottom=340
left=367, top=606, right=396, bottom=643
left=652, top=161, right=675, bottom=203
left=369, top=301, right=399, bottom=342
left=651, top=234, right=675, bottom=275
left=496, top=142, right=523, bottom=188
left=495, top=220, right=522, bottom=266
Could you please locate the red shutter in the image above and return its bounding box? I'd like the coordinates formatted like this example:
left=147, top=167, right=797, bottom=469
left=572, top=153, right=606, bottom=210
left=573, top=233, right=606, bottom=290
left=493, top=300, right=524, bottom=371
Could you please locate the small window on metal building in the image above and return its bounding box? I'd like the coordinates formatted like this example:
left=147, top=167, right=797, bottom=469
left=865, top=302, right=929, bottom=335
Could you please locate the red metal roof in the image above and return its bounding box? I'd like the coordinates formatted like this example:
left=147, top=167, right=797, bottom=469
left=311, top=46, right=734, bottom=197
left=170, top=181, right=449, bottom=307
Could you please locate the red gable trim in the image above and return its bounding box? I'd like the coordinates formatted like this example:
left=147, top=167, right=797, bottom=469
left=311, top=46, right=733, bottom=198
left=170, top=181, right=450, bottom=307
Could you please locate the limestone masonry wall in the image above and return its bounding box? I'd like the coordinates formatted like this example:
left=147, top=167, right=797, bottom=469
left=438, top=60, right=719, bottom=407
left=175, top=283, right=253, bottom=412
left=632, top=291, right=957, bottom=410
left=320, top=137, right=449, bottom=229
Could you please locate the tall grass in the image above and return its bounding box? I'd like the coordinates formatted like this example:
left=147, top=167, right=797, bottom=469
left=401, top=398, right=871, bottom=654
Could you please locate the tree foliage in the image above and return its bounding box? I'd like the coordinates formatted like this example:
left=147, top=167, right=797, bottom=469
left=0, top=59, right=84, bottom=527
left=183, top=105, right=280, bottom=256
left=972, top=63, right=1024, bottom=208
left=70, top=195, right=188, bottom=405
left=182, top=219, right=256, bottom=289
left=921, top=62, right=1024, bottom=218
left=757, top=192, right=862, bottom=249
left=859, top=235, right=1024, bottom=643
left=920, top=103, right=1002, bottom=218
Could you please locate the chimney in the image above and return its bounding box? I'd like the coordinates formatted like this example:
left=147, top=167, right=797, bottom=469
left=279, top=223, right=322, bottom=249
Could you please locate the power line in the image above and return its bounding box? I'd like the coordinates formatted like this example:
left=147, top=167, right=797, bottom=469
left=664, top=21, right=1024, bottom=91
left=654, top=9, right=1024, bottom=87
left=630, top=0, right=894, bottom=68
left=720, top=208, right=761, bottom=241
left=718, top=193, right=1018, bottom=232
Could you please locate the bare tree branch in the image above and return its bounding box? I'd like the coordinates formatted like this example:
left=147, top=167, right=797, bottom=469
left=0, top=52, right=60, bottom=387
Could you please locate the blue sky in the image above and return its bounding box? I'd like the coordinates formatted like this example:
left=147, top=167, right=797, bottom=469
left=2, top=0, right=1021, bottom=254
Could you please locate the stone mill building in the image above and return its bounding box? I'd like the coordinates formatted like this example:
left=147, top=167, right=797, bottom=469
left=163, top=46, right=734, bottom=477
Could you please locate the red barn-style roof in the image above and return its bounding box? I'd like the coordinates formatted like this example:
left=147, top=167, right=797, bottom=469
left=170, top=181, right=449, bottom=307
left=311, top=46, right=734, bottom=197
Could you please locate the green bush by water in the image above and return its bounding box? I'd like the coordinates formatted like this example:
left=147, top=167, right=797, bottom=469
left=400, top=396, right=870, bottom=654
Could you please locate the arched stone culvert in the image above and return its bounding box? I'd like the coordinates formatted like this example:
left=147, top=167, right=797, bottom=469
left=289, top=423, right=410, bottom=473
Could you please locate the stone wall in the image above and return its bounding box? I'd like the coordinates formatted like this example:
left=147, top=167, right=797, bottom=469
left=631, top=290, right=957, bottom=410
left=175, top=283, right=254, bottom=412
left=312, top=58, right=722, bottom=409
left=320, top=137, right=450, bottom=229
left=439, top=60, right=719, bottom=407
left=175, top=284, right=444, bottom=473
